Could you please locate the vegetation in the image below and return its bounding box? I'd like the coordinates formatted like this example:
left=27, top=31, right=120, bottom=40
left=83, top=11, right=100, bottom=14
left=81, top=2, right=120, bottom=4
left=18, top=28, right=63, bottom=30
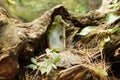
left=27, top=49, right=61, bottom=75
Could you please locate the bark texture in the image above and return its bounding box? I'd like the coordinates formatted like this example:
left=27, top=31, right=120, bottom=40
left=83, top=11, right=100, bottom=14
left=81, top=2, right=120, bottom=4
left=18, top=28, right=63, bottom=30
left=0, top=0, right=120, bottom=80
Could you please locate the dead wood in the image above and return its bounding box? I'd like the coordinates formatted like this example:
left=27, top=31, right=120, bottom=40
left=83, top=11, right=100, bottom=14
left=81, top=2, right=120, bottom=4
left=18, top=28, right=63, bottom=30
left=0, top=5, right=70, bottom=79
left=0, top=0, right=120, bottom=80
left=55, top=65, right=110, bottom=80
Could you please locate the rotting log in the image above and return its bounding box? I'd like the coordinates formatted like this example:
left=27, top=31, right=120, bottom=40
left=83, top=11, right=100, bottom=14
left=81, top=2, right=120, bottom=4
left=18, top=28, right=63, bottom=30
left=0, top=0, right=120, bottom=80
left=0, top=5, right=70, bottom=79
left=55, top=65, right=111, bottom=80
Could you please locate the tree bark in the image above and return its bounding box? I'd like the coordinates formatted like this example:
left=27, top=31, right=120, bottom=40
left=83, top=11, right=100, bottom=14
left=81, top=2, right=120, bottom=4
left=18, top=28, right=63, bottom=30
left=0, top=0, right=120, bottom=80
left=0, top=5, right=70, bottom=79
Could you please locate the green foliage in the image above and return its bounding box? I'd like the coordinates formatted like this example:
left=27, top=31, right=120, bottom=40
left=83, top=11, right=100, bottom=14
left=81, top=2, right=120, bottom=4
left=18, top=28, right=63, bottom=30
left=31, top=58, right=37, bottom=64
left=27, top=64, right=37, bottom=71
left=78, top=25, right=120, bottom=36
left=110, top=2, right=120, bottom=10
left=106, top=13, right=120, bottom=24
left=45, top=49, right=61, bottom=64
left=27, top=48, right=61, bottom=75
left=94, top=68, right=108, bottom=76
left=77, top=26, right=97, bottom=36
left=99, top=27, right=120, bottom=48
left=111, top=27, right=120, bottom=33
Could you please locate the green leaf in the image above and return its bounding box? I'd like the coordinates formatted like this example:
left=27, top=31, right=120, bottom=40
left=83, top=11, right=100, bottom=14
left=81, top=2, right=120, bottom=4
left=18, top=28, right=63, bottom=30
left=94, top=68, right=108, bottom=76
left=51, top=64, right=57, bottom=69
left=27, top=64, right=37, bottom=70
left=46, top=65, right=52, bottom=74
left=31, top=58, right=37, bottom=64
left=106, top=13, right=120, bottom=24
left=40, top=61, right=48, bottom=67
left=110, top=3, right=120, bottom=9
left=51, top=53, right=61, bottom=64
left=39, top=61, right=48, bottom=74
left=39, top=61, right=52, bottom=74
left=52, top=56, right=61, bottom=64
left=40, top=67, right=47, bottom=74
left=78, top=26, right=96, bottom=36
left=111, top=27, right=120, bottom=33
left=27, top=49, right=61, bottom=75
